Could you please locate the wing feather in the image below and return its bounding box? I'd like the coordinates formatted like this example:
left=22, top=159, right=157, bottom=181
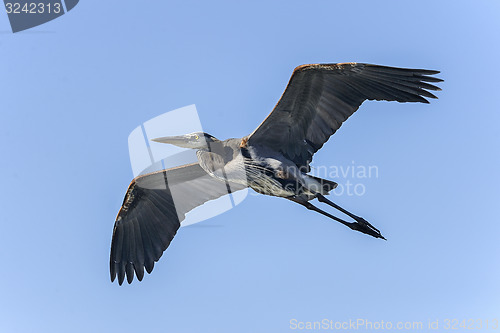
left=110, top=163, right=246, bottom=284
left=248, top=63, right=442, bottom=169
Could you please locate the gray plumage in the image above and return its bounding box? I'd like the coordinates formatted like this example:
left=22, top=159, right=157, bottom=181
left=110, top=62, right=442, bottom=285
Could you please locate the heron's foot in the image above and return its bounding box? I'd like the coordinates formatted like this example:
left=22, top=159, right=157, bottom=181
left=350, top=217, right=386, bottom=240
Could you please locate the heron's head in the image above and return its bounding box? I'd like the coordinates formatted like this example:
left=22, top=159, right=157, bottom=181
left=151, top=132, right=218, bottom=149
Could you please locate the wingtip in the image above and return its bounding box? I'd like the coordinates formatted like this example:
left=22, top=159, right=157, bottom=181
left=118, top=269, right=125, bottom=285
left=422, top=69, right=441, bottom=75
left=126, top=262, right=135, bottom=284
left=110, top=263, right=116, bottom=283
left=135, top=265, right=145, bottom=282
left=420, top=75, right=443, bottom=83
left=145, top=260, right=155, bottom=274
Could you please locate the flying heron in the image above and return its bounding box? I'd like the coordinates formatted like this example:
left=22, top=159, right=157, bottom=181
left=110, top=62, right=442, bottom=285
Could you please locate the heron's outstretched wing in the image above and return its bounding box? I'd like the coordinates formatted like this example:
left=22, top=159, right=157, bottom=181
left=247, top=63, right=442, bottom=170
left=110, top=162, right=246, bottom=285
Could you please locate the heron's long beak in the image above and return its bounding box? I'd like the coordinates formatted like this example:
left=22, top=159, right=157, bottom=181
left=151, top=135, right=191, bottom=148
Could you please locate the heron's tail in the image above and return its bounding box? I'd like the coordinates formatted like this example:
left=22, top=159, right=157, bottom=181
left=307, top=175, right=338, bottom=194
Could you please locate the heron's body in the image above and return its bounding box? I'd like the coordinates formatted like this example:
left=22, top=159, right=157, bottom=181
left=110, top=62, right=443, bottom=285
left=197, top=138, right=332, bottom=199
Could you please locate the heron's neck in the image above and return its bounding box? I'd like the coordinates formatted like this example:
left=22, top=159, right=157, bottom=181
left=201, top=140, right=222, bottom=152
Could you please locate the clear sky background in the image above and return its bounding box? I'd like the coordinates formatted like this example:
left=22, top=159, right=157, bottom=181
left=1, top=1, right=499, bottom=332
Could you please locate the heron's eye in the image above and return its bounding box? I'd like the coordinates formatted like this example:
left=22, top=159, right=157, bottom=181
left=194, top=135, right=199, bottom=140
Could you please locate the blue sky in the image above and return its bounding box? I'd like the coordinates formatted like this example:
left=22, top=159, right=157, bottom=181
left=1, top=1, right=499, bottom=332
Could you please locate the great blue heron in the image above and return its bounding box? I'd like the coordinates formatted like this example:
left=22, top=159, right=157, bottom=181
left=110, top=62, right=442, bottom=285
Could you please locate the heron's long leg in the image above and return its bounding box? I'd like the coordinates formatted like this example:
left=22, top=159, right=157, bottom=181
left=317, top=194, right=367, bottom=222
left=288, top=197, right=385, bottom=239
left=315, top=194, right=385, bottom=239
